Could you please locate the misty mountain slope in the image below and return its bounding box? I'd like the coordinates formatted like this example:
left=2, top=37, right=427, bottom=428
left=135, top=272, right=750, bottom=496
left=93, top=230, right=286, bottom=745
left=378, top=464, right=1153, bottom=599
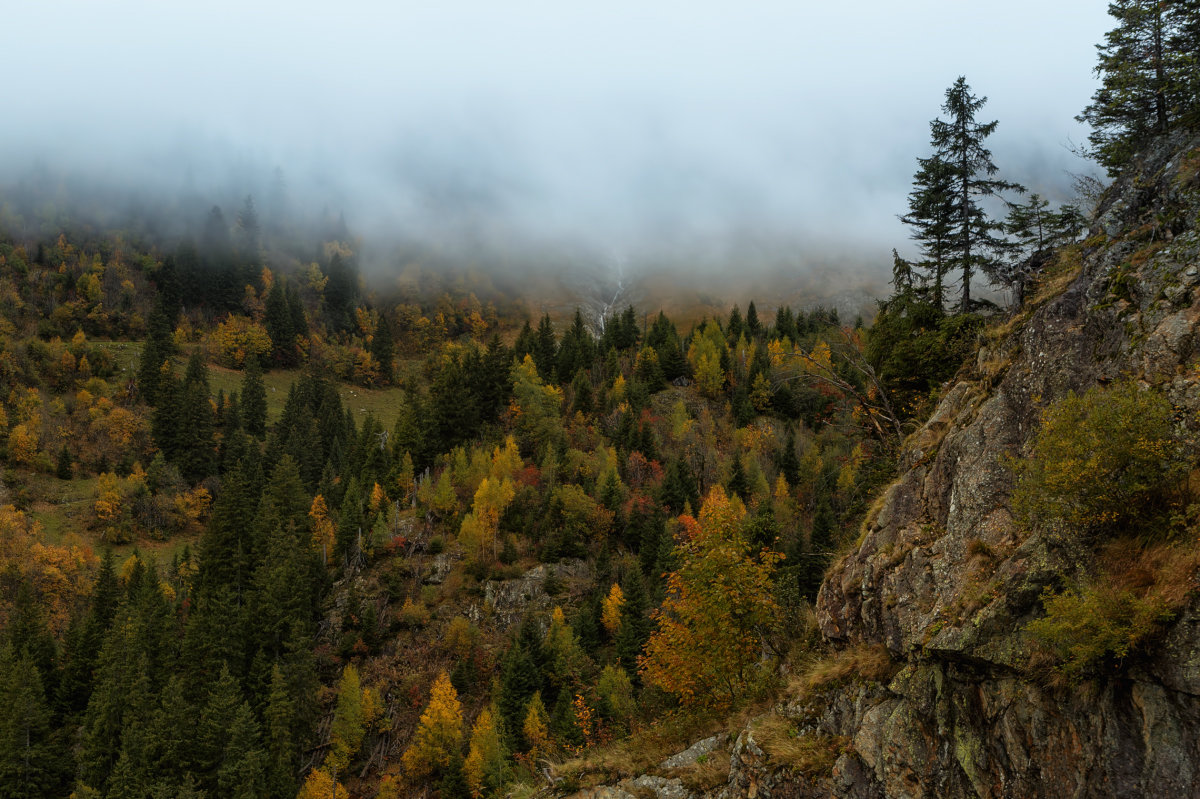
left=571, top=133, right=1200, bottom=799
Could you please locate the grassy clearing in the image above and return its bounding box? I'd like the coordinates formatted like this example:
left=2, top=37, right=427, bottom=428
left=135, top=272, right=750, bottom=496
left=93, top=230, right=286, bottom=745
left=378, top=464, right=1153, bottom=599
left=92, top=340, right=410, bottom=427
left=22, top=470, right=199, bottom=563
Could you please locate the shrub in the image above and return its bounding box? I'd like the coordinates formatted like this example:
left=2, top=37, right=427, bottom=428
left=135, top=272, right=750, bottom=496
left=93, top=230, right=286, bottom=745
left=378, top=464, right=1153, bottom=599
left=1026, top=582, right=1172, bottom=681
left=1010, top=382, right=1187, bottom=535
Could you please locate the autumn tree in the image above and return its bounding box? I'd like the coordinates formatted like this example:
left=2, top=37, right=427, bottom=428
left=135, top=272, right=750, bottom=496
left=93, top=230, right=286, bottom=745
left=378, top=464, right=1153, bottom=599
left=402, top=672, right=464, bottom=780
left=326, top=664, right=366, bottom=774
left=463, top=707, right=506, bottom=798
left=296, top=768, right=348, bottom=799
left=459, top=477, right=516, bottom=563
left=639, top=486, right=782, bottom=707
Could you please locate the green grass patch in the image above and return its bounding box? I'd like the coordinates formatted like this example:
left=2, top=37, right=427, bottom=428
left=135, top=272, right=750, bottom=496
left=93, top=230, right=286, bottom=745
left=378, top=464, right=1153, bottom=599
left=206, top=364, right=409, bottom=427
left=92, top=340, right=410, bottom=428
left=23, top=470, right=198, bottom=562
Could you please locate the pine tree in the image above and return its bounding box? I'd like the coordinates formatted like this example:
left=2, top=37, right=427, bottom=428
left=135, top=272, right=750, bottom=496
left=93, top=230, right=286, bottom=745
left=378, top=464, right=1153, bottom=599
left=927, top=77, right=1024, bottom=312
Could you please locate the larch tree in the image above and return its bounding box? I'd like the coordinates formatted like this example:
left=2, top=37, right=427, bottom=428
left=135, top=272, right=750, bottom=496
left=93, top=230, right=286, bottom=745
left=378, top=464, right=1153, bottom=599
left=402, top=672, right=464, bottom=780
left=463, top=707, right=506, bottom=799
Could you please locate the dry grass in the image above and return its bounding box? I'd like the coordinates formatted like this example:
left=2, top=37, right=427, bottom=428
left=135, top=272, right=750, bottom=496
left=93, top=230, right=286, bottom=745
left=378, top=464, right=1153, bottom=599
left=550, top=710, right=728, bottom=789
left=1028, top=245, right=1085, bottom=308
left=665, top=750, right=731, bottom=793
left=787, top=643, right=897, bottom=701
left=1099, top=538, right=1200, bottom=611
left=751, top=715, right=850, bottom=776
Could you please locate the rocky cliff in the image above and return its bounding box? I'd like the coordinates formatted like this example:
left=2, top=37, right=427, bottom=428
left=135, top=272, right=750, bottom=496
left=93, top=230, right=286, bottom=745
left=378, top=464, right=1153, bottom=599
left=572, top=134, right=1200, bottom=799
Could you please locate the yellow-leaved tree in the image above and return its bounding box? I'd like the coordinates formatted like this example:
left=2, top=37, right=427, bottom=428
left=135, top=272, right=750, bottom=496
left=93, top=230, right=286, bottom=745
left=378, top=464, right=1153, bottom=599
left=600, top=584, right=624, bottom=637
left=459, top=476, right=516, bottom=562
left=639, top=486, right=781, bottom=708
left=463, top=707, right=506, bottom=798
left=297, top=768, right=348, bottom=799
left=402, top=671, right=463, bottom=780
left=309, top=495, right=335, bottom=564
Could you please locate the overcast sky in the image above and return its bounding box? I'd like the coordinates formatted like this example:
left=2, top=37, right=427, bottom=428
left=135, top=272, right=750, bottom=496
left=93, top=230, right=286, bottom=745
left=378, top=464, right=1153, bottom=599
left=4, top=1, right=1113, bottom=275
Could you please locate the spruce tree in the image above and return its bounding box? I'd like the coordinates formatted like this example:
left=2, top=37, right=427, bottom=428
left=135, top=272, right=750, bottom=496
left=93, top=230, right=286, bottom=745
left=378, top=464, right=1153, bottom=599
left=138, top=308, right=175, bottom=407
left=55, top=445, right=72, bottom=480
left=898, top=154, right=957, bottom=310
left=369, top=313, right=395, bottom=384
left=242, top=357, right=268, bottom=438
left=727, top=455, right=750, bottom=501
left=745, top=301, right=761, bottom=338
left=798, top=498, right=837, bottom=601
left=217, top=702, right=267, bottom=799
left=264, top=279, right=295, bottom=367
left=927, top=77, right=1024, bottom=312
left=176, top=352, right=216, bottom=482
left=533, top=314, right=557, bottom=381
left=1080, top=0, right=1180, bottom=172
left=0, top=645, right=54, bottom=798
left=264, top=664, right=298, bottom=799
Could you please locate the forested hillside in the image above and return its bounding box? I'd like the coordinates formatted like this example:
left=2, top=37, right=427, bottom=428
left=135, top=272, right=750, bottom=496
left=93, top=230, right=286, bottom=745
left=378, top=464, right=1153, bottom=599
left=3, top=2, right=1200, bottom=799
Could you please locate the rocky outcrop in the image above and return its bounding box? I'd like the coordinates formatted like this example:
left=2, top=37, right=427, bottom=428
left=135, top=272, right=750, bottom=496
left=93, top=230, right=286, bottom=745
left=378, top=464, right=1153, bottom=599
left=798, top=133, right=1200, bottom=798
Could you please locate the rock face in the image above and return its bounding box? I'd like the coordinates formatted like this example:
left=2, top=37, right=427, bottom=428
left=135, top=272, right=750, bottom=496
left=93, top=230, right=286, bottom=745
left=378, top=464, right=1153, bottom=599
left=798, top=134, right=1200, bottom=798
left=572, top=135, right=1200, bottom=799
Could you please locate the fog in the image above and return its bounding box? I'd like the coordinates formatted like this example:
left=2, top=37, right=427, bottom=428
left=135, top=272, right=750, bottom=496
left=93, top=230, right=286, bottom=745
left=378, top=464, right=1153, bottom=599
left=3, top=1, right=1112, bottom=308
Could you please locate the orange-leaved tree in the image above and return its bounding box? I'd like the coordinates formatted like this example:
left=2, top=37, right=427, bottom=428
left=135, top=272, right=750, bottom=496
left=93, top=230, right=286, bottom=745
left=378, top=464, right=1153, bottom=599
left=639, top=485, right=781, bottom=707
